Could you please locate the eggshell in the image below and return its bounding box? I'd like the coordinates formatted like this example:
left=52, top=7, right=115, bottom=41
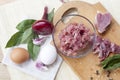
left=10, top=48, right=29, bottom=64
left=40, top=45, right=57, bottom=65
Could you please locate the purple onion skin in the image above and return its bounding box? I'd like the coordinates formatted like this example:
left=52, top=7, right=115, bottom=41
left=42, top=6, right=48, bottom=20
left=32, top=6, right=53, bottom=35
left=33, top=37, right=47, bottom=45
left=36, top=62, right=48, bottom=71
left=32, top=20, right=53, bottom=35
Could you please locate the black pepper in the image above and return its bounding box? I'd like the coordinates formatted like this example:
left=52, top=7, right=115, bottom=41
left=107, top=71, right=111, bottom=77
left=95, top=70, right=100, bottom=75
left=90, top=77, right=93, bottom=80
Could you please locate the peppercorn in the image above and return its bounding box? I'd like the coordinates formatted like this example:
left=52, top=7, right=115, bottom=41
left=107, top=71, right=111, bottom=77
left=95, top=70, right=100, bottom=75
left=90, top=77, right=93, bottom=80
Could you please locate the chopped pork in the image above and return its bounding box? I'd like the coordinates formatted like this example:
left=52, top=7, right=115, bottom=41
left=93, top=35, right=120, bottom=61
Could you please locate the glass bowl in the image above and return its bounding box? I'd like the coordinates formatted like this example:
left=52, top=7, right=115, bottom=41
left=52, top=14, right=96, bottom=58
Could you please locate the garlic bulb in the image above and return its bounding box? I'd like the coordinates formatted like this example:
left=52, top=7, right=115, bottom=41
left=39, top=45, right=57, bottom=65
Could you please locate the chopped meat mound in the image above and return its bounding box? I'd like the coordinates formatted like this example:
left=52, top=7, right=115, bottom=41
left=93, top=35, right=120, bottom=61
left=59, top=23, right=91, bottom=56
left=95, top=12, right=112, bottom=33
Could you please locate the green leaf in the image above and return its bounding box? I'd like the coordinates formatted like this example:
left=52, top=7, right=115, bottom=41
left=16, top=33, right=23, bottom=45
left=33, top=45, right=40, bottom=60
left=5, top=31, right=23, bottom=48
left=48, top=8, right=55, bottom=22
left=16, top=19, right=36, bottom=32
left=107, top=63, right=120, bottom=70
left=20, top=27, right=33, bottom=43
left=101, top=54, right=120, bottom=70
left=28, top=40, right=33, bottom=59
left=27, top=39, right=40, bottom=61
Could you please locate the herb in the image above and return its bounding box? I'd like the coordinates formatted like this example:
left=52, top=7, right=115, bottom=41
left=5, top=19, right=40, bottom=61
left=28, top=39, right=40, bottom=60
left=20, top=27, right=33, bottom=43
left=5, top=31, right=23, bottom=48
left=48, top=8, right=55, bottom=22
left=101, top=54, right=120, bottom=70
left=16, top=19, right=36, bottom=32
left=6, top=19, right=36, bottom=48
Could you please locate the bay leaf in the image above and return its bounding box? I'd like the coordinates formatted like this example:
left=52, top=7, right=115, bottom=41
left=21, top=27, right=33, bottom=43
left=48, top=8, right=55, bottom=22
left=33, top=45, right=40, bottom=60
left=28, top=40, right=34, bottom=60
left=5, top=31, right=23, bottom=48
left=27, top=39, right=40, bottom=61
left=16, top=19, right=36, bottom=32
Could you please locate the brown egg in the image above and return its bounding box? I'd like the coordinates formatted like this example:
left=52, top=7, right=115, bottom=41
left=10, top=48, right=29, bottom=64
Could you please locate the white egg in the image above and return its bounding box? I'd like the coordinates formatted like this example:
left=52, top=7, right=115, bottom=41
left=40, top=45, right=57, bottom=65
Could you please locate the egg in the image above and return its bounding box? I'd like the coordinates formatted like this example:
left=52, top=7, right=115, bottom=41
left=10, top=48, right=29, bottom=64
left=39, top=45, right=57, bottom=65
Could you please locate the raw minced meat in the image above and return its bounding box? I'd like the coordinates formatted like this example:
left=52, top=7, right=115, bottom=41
left=59, top=23, right=91, bottom=56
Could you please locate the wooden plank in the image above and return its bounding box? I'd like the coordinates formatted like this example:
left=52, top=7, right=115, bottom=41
left=53, top=1, right=120, bottom=80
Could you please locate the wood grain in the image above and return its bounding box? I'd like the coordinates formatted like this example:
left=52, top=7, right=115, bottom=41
left=53, top=1, right=120, bottom=80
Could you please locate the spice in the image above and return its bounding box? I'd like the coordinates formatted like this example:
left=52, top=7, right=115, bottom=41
left=90, top=77, right=93, bottom=80
left=107, top=71, right=111, bottom=77
left=95, top=70, right=100, bottom=75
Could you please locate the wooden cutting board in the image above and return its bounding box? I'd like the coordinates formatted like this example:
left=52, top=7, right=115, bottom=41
left=53, top=1, right=120, bottom=80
